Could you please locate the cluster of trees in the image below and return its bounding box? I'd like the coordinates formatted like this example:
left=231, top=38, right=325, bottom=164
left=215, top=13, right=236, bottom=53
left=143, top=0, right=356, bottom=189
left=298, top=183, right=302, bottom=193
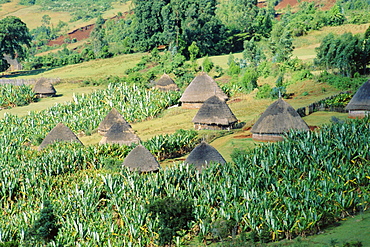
left=315, top=27, right=370, bottom=77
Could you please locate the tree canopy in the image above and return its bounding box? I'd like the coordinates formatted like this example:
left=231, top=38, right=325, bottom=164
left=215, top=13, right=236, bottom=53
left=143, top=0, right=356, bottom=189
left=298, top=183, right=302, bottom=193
left=0, top=16, right=31, bottom=72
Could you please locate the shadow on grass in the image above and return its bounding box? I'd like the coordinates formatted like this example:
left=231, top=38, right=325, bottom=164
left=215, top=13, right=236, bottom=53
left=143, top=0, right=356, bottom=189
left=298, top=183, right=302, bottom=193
left=1, top=68, right=55, bottom=78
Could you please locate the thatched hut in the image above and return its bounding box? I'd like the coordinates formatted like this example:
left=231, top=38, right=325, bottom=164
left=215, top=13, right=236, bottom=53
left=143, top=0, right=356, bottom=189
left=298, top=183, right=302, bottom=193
left=192, top=95, right=238, bottom=130
left=251, top=98, right=309, bottom=142
left=98, top=108, right=131, bottom=135
left=123, top=145, right=160, bottom=172
left=39, top=122, right=82, bottom=150
left=180, top=72, right=228, bottom=109
left=154, top=73, right=179, bottom=91
left=185, top=141, right=226, bottom=171
left=345, top=80, right=370, bottom=118
left=99, top=121, right=140, bottom=146
left=3, top=55, right=22, bottom=71
left=33, top=78, right=56, bottom=98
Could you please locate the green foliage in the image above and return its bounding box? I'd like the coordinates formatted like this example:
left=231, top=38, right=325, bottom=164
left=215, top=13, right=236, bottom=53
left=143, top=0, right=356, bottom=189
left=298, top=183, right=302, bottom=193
left=243, top=38, right=265, bottom=67
left=270, top=86, right=287, bottom=99
left=255, top=84, right=272, bottom=99
left=26, top=200, right=60, bottom=244
left=146, top=196, right=194, bottom=246
left=202, top=55, right=214, bottom=72
left=316, top=71, right=368, bottom=91
left=290, top=69, right=313, bottom=83
left=0, top=84, right=35, bottom=108
left=270, top=22, right=294, bottom=63
left=315, top=32, right=370, bottom=77
left=0, top=241, right=18, bottom=247
left=317, top=93, right=353, bottom=108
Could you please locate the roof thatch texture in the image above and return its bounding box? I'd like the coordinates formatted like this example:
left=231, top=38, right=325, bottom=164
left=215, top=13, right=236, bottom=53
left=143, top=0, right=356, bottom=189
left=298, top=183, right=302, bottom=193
left=39, top=122, right=82, bottom=150
left=99, top=121, right=140, bottom=145
left=33, top=78, right=56, bottom=95
left=123, top=145, right=160, bottom=172
left=98, top=108, right=131, bottom=135
left=345, top=80, right=370, bottom=111
left=155, top=73, right=179, bottom=91
left=185, top=141, right=226, bottom=171
left=192, top=95, right=238, bottom=125
left=251, top=98, right=309, bottom=134
left=3, top=54, right=22, bottom=71
left=180, top=72, right=228, bottom=103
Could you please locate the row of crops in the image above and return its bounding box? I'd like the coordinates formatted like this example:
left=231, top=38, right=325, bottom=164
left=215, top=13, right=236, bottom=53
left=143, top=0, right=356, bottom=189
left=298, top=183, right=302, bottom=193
left=0, top=111, right=369, bottom=245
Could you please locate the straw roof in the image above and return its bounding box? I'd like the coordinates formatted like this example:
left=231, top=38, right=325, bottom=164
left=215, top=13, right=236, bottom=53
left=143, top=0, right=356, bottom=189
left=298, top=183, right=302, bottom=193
left=251, top=98, right=309, bottom=134
left=98, top=108, right=131, bottom=135
left=39, top=123, right=82, bottom=150
left=345, top=80, right=370, bottom=111
left=123, top=145, right=160, bottom=172
left=192, top=95, right=238, bottom=125
left=99, top=121, right=140, bottom=145
left=185, top=141, right=226, bottom=170
left=155, top=73, right=179, bottom=91
left=33, top=78, right=56, bottom=95
left=180, top=72, right=228, bottom=103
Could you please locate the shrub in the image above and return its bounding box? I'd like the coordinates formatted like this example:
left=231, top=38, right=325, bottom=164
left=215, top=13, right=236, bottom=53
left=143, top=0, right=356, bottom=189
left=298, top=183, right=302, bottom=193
left=146, top=197, right=194, bottom=246
left=255, top=84, right=272, bottom=99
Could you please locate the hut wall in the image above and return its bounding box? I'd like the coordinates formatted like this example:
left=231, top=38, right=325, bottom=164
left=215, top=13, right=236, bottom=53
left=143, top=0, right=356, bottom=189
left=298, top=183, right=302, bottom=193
left=348, top=110, right=369, bottom=119
left=194, top=123, right=233, bottom=131
left=252, top=133, right=284, bottom=142
left=181, top=102, right=204, bottom=109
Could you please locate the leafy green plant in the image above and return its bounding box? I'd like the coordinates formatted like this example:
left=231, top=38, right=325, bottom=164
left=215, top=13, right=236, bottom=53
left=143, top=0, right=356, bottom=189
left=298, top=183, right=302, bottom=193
left=146, top=196, right=194, bottom=246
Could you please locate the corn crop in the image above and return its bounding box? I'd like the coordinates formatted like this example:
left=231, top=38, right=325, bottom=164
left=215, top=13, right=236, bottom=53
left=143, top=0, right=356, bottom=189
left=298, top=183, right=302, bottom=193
left=0, top=84, right=35, bottom=109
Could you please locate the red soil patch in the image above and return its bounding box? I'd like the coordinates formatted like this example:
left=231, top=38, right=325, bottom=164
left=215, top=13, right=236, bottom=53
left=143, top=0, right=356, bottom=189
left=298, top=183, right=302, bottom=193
left=47, top=13, right=129, bottom=47
left=257, top=0, right=267, bottom=8
left=228, top=98, right=242, bottom=103
left=275, top=0, right=336, bottom=11
left=309, top=125, right=319, bottom=131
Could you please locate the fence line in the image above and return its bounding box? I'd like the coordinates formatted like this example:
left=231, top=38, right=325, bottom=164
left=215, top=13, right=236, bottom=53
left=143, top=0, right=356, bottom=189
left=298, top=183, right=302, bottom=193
left=296, top=91, right=351, bottom=117
left=0, top=78, right=60, bottom=86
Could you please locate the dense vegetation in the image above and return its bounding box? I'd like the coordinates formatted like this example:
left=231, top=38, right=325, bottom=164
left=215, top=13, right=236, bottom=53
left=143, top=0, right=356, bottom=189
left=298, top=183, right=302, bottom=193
left=0, top=117, right=368, bottom=246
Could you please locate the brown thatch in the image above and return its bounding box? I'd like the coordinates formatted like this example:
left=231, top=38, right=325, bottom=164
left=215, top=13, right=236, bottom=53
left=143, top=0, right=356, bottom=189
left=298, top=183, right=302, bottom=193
left=99, top=121, right=140, bottom=145
left=155, top=73, right=179, bottom=91
left=251, top=98, right=309, bottom=141
left=3, top=54, right=22, bottom=71
left=123, top=145, right=160, bottom=172
left=192, top=95, right=238, bottom=130
left=180, top=72, right=228, bottom=108
left=98, top=108, right=131, bottom=135
left=185, top=141, right=226, bottom=171
left=345, top=80, right=370, bottom=118
left=33, top=78, right=56, bottom=98
left=38, top=122, right=82, bottom=150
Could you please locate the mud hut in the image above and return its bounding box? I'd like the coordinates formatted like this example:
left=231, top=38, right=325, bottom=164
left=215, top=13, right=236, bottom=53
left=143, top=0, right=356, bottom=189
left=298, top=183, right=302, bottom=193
left=180, top=72, right=228, bottom=109
left=251, top=98, right=309, bottom=141
left=185, top=141, right=226, bottom=171
left=345, top=80, right=370, bottom=118
left=123, top=145, right=160, bottom=172
left=39, top=122, right=82, bottom=150
left=192, top=95, right=238, bottom=130
left=98, top=108, right=131, bottom=135
left=33, top=78, right=56, bottom=98
left=99, top=121, right=140, bottom=146
left=154, top=73, right=179, bottom=91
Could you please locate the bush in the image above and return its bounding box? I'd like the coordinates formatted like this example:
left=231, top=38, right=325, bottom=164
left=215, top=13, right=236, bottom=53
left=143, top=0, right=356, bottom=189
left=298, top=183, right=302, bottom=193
left=255, top=84, right=272, bottom=99
left=146, top=197, right=194, bottom=246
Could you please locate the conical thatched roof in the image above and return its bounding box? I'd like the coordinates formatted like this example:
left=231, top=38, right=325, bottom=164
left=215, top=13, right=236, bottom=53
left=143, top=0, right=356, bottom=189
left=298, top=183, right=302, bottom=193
left=123, top=145, right=160, bottom=172
left=192, top=95, right=238, bottom=125
left=155, top=73, right=179, bottom=91
left=39, top=123, right=82, bottom=150
left=345, top=80, right=370, bottom=111
left=180, top=72, right=228, bottom=103
left=99, top=121, right=140, bottom=145
left=33, top=78, right=56, bottom=95
left=251, top=98, right=309, bottom=134
left=185, top=141, right=226, bottom=170
left=98, top=108, right=131, bottom=135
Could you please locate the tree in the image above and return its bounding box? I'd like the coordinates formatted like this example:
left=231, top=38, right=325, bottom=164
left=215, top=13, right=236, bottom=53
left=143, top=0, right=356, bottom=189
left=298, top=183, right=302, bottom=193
left=0, top=16, right=31, bottom=72
left=270, top=23, right=294, bottom=63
